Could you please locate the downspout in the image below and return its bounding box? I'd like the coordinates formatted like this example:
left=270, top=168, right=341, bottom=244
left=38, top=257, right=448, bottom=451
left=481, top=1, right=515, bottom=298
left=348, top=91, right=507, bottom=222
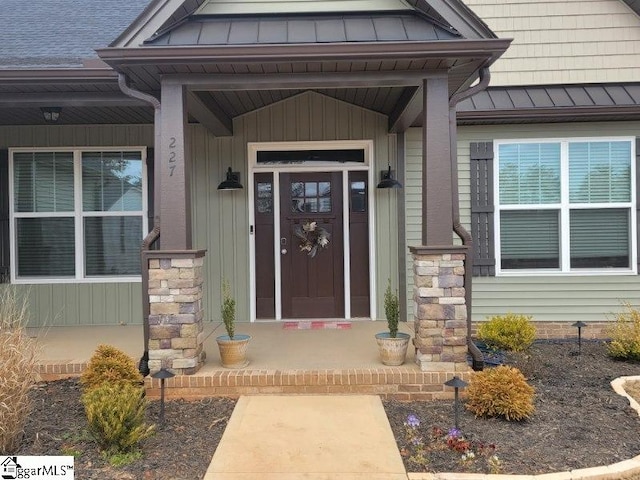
left=448, top=67, right=491, bottom=371
left=117, top=73, right=162, bottom=376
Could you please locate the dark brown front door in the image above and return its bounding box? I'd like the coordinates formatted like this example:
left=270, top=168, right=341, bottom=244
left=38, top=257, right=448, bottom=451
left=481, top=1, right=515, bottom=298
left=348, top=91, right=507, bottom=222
left=280, top=172, right=344, bottom=318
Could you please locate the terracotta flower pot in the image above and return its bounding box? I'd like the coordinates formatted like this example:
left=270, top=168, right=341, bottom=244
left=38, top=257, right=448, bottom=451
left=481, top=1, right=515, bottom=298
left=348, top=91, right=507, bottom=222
left=216, top=334, right=251, bottom=368
left=375, top=332, right=411, bottom=366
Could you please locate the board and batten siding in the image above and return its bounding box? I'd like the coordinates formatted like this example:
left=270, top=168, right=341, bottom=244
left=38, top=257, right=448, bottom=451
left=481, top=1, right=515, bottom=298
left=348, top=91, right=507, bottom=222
left=190, top=91, right=398, bottom=323
left=463, top=0, right=640, bottom=86
left=0, top=124, right=153, bottom=327
left=405, top=122, right=640, bottom=323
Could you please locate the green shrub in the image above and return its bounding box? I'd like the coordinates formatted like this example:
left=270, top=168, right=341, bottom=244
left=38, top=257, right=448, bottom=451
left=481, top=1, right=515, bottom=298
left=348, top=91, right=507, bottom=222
left=0, top=287, right=39, bottom=454
left=80, top=344, right=142, bottom=392
left=221, top=280, right=236, bottom=339
left=465, top=365, right=535, bottom=421
left=384, top=279, right=400, bottom=338
left=82, top=382, right=154, bottom=454
left=607, top=303, right=640, bottom=361
left=477, top=313, right=536, bottom=352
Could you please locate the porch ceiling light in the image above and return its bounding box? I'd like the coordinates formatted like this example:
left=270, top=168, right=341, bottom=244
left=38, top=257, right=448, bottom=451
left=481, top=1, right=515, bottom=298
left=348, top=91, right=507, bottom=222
left=41, top=107, right=62, bottom=123
left=377, top=165, right=402, bottom=189
left=217, top=167, right=243, bottom=190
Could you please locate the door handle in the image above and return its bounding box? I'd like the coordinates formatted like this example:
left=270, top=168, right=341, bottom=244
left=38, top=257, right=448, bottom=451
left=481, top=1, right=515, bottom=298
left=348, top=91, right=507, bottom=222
left=281, top=248, right=288, bottom=255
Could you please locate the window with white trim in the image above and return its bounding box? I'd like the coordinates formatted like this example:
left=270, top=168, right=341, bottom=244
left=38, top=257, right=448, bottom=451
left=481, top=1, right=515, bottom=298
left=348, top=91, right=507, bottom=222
left=495, top=138, right=635, bottom=274
left=10, top=149, right=147, bottom=281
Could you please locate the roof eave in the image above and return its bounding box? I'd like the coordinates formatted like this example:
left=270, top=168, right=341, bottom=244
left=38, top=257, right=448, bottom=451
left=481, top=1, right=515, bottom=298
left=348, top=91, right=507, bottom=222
left=0, top=68, right=117, bottom=84
left=457, top=105, right=640, bottom=124
left=97, top=38, right=512, bottom=66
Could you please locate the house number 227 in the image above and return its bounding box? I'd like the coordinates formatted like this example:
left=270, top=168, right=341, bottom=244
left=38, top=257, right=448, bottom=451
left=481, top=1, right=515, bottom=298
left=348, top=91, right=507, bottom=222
left=168, top=137, right=177, bottom=176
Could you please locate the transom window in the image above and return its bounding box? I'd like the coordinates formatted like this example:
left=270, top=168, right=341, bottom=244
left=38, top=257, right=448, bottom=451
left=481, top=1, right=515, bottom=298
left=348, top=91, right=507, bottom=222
left=495, top=138, right=635, bottom=274
left=10, top=149, right=147, bottom=282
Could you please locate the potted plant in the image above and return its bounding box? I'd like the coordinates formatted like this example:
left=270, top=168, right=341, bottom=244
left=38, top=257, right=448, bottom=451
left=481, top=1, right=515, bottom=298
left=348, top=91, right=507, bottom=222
left=215, top=280, right=251, bottom=368
left=375, top=280, right=411, bottom=365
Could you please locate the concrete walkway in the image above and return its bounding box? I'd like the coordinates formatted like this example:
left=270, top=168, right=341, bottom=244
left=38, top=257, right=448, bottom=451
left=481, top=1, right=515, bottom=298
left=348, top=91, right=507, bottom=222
left=204, top=395, right=407, bottom=480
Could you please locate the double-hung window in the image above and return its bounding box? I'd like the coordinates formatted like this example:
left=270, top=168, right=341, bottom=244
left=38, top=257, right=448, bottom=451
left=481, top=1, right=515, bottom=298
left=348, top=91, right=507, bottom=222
left=495, top=138, right=635, bottom=274
left=10, top=148, right=147, bottom=282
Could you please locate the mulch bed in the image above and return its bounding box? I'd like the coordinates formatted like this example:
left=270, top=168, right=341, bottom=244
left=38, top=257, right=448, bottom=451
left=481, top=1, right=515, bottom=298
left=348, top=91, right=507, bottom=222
left=18, top=381, right=236, bottom=480
left=14, top=340, right=640, bottom=478
left=384, top=340, right=640, bottom=475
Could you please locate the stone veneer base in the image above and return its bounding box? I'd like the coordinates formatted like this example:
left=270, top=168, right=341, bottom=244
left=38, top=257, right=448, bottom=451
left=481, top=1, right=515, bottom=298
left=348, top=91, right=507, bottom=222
left=144, top=249, right=207, bottom=375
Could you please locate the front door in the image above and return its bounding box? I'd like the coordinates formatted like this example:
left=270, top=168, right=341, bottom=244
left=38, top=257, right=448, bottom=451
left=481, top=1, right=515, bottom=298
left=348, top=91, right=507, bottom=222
left=280, top=172, right=344, bottom=318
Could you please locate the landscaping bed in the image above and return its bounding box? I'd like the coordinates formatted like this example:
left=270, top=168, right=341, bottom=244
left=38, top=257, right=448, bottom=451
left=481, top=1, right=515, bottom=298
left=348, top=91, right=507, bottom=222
left=15, top=340, right=640, bottom=479
left=384, top=340, right=640, bottom=475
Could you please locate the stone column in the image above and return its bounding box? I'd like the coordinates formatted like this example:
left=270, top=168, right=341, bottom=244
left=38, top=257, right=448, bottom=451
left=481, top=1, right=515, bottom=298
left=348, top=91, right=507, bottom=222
left=410, top=246, right=468, bottom=371
left=146, top=250, right=206, bottom=375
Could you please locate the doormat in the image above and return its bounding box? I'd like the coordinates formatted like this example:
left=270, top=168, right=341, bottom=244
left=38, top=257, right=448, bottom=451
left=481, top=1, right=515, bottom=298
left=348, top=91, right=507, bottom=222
left=283, top=321, right=352, bottom=330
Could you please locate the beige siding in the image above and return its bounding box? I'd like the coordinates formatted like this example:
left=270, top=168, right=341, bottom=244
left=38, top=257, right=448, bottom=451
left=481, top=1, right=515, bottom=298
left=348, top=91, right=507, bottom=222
left=0, top=124, right=153, bottom=326
left=196, top=0, right=410, bottom=14
left=191, top=91, right=398, bottom=322
left=464, top=0, right=640, bottom=85
left=405, top=121, right=640, bottom=324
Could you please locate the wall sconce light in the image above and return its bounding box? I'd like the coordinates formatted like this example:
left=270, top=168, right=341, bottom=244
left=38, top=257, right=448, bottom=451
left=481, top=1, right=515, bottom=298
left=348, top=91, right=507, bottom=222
left=217, top=167, right=243, bottom=190
left=41, top=107, right=62, bottom=123
left=376, top=165, right=402, bottom=189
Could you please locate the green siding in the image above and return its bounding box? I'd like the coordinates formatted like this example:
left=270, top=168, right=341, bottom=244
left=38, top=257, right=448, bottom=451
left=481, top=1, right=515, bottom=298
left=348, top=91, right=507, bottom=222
left=0, top=124, right=153, bottom=327
left=404, top=121, right=640, bottom=323
left=191, top=91, right=399, bottom=322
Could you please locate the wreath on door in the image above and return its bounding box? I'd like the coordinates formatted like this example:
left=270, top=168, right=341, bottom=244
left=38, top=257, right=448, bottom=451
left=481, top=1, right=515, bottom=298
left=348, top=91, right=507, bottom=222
left=294, top=220, right=330, bottom=258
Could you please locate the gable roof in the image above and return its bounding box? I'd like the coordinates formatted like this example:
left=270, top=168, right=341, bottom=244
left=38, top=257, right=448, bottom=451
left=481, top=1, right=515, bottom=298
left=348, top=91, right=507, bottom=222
left=113, top=0, right=497, bottom=49
left=0, top=0, right=151, bottom=68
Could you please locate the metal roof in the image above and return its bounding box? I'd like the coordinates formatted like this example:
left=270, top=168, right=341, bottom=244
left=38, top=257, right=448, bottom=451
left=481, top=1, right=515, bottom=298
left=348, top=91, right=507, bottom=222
left=0, top=0, right=152, bottom=68
left=456, top=84, right=640, bottom=124
left=146, top=12, right=460, bottom=46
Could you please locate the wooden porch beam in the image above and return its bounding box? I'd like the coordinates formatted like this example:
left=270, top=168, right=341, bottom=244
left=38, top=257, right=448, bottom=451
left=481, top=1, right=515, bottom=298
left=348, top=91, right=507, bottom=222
left=422, top=75, right=453, bottom=246
left=165, top=71, right=444, bottom=91
left=186, top=92, right=233, bottom=137
left=388, top=86, right=423, bottom=133
left=0, top=92, right=149, bottom=108
left=160, top=81, right=192, bottom=250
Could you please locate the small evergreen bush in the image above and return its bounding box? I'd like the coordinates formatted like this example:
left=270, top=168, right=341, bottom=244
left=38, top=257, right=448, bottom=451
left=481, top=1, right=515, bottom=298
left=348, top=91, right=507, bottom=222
left=607, top=303, right=640, bottom=361
left=465, top=365, right=535, bottom=421
left=477, top=313, right=536, bottom=352
left=384, top=279, right=400, bottom=338
left=82, top=382, right=154, bottom=454
left=80, top=344, right=143, bottom=392
left=221, top=280, right=236, bottom=339
left=0, top=287, right=39, bottom=454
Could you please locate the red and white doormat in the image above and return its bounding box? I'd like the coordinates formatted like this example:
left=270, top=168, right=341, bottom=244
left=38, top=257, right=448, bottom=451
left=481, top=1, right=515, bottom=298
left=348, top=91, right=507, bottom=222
left=282, top=321, right=352, bottom=330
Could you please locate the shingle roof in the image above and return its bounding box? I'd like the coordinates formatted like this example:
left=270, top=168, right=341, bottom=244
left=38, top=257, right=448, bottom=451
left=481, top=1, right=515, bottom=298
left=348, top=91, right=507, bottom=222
left=0, top=0, right=152, bottom=69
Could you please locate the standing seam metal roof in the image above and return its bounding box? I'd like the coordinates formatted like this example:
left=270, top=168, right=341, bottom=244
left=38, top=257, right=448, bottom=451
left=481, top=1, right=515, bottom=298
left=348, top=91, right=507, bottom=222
left=145, top=12, right=460, bottom=46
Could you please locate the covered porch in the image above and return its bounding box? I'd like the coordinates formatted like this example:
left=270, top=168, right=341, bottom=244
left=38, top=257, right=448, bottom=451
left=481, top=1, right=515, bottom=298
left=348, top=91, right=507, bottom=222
left=31, top=321, right=469, bottom=400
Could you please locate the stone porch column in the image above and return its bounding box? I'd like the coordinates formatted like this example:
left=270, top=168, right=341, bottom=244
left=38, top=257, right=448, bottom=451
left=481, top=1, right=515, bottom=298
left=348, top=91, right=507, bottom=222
left=145, top=250, right=206, bottom=375
left=410, top=246, right=468, bottom=372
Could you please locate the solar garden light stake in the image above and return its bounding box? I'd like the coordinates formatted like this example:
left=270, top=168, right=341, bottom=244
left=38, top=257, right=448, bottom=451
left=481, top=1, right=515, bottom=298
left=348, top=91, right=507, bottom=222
left=444, top=376, right=468, bottom=430
left=151, top=368, right=175, bottom=425
left=572, top=321, right=587, bottom=355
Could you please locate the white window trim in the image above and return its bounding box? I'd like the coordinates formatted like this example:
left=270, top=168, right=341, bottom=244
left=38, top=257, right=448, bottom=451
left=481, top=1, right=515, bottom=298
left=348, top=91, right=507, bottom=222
left=8, top=147, right=148, bottom=284
left=494, top=137, right=637, bottom=277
